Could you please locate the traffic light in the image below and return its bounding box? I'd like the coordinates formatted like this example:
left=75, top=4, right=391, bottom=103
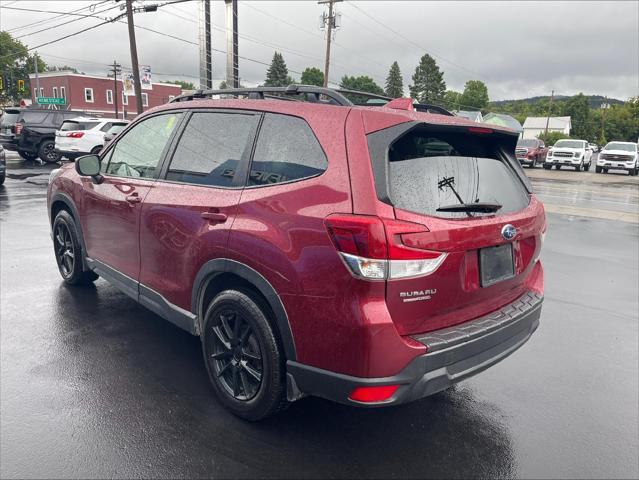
left=17, top=79, right=25, bottom=92
left=0, top=76, right=4, bottom=91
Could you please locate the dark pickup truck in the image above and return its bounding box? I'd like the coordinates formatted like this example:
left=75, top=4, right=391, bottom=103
left=515, top=138, right=548, bottom=168
left=0, top=108, right=79, bottom=163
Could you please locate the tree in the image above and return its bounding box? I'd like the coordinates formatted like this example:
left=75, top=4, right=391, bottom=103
left=47, top=65, right=80, bottom=74
left=0, top=32, right=46, bottom=103
left=161, top=80, right=196, bottom=90
left=409, top=53, right=446, bottom=104
left=300, top=67, right=324, bottom=87
left=218, top=80, right=245, bottom=90
left=384, top=61, right=404, bottom=98
left=443, top=90, right=463, bottom=110
left=340, top=75, right=385, bottom=104
left=537, top=131, right=570, bottom=145
left=564, top=93, right=593, bottom=139
left=264, top=52, right=291, bottom=87
left=460, top=80, right=489, bottom=110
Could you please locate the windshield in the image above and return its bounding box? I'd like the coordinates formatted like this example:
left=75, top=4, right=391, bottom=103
left=517, top=139, right=538, bottom=148
left=554, top=140, right=584, bottom=149
left=604, top=142, right=636, bottom=152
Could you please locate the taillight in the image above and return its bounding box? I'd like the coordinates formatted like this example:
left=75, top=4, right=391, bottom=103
left=325, top=215, right=447, bottom=281
left=349, top=385, right=399, bottom=403
left=468, top=126, right=493, bottom=134
left=15, top=123, right=23, bottom=135
left=68, top=132, right=84, bottom=138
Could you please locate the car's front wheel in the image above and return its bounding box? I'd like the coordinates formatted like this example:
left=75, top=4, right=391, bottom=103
left=18, top=150, right=38, bottom=161
left=543, top=164, right=552, bottom=170
left=202, top=289, right=288, bottom=421
left=595, top=166, right=602, bottom=173
left=52, top=210, right=99, bottom=285
left=39, top=140, right=61, bottom=163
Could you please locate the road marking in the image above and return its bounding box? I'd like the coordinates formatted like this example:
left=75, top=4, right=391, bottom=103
left=544, top=204, right=639, bottom=224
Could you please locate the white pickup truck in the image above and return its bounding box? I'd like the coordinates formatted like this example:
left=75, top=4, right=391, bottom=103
left=544, top=139, right=593, bottom=172
left=596, top=141, right=639, bottom=175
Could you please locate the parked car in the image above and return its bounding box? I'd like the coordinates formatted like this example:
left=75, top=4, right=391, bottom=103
left=55, top=117, right=129, bottom=160
left=588, top=143, right=599, bottom=153
left=0, top=144, right=6, bottom=185
left=596, top=141, right=639, bottom=175
left=0, top=108, right=79, bottom=163
left=543, top=139, right=593, bottom=171
left=515, top=138, right=547, bottom=168
left=102, top=123, right=129, bottom=145
left=47, top=86, right=545, bottom=420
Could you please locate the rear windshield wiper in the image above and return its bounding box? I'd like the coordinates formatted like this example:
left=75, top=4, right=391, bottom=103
left=436, top=202, right=502, bottom=213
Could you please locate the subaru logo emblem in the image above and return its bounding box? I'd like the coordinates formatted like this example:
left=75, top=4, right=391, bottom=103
left=501, top=224, right=517, bottom=241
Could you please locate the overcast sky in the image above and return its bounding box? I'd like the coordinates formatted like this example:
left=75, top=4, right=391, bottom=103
left=2, top=0, right=638, bottom=101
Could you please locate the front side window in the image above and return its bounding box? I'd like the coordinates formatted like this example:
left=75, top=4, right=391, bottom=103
left=104, top=113, right=182, bottom=179
left=248, top=113, right=327, bottom=186
left=84, top=88, right=94, bottom=103
left=166, top=112, right=257, bottom=187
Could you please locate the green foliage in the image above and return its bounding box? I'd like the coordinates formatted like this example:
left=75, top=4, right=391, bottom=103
left=0, top=31, right=47, bottom=103
left=384, top=61, right=404, bottom=98
left=460, top=80, right=489, bottom=110
left=443, top=90, right=463, bottom=110
left=593, top=97, right=639, bottom=143
left=47, top=65, right=80, bottom=74
left=564, top=93, right=592, bottom=139
left=409, top=54, right=446, bottom=104
left=340, top=75, right=385, bottom=104
left=300, top=67, right=324, bottom=87
left=161, top=80, right=196, bottom=90
left=264, top=52, right=290, bottom=87
left=537, top=131, right=570, bottom=145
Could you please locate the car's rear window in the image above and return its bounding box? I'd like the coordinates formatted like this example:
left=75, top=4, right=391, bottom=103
left=1, top=110, right=20, bottom=126
left=21, top=111, right=50, bottom=123
left=60, top=121, right=100, bottom=131
left=372, top=127, right=530, bottom=219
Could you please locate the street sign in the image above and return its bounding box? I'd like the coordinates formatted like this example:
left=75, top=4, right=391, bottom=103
left=36, top=97, right=66, bottom=105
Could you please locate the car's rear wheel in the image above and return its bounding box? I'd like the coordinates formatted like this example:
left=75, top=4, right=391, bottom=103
left=555, top=165, right=561, bottom=170
left=39, top=140, right=60, bottom=163
left=584, top=162, right=591, bottom=172
left=18, top=150, right=38, bottom=161
left=90, top=146, right=102, bottom=155
left=202, top=289, right=288, bottom=421
left=575, top=162, right=582, bottom=172
left=0, top=172, right=5, bottom=185
left=595, top=166, right=602, bottom=173
left=52, top=210, right=99, bottom=285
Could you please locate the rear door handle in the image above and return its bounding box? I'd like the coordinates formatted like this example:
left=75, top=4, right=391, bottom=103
left=201, top=212, right=228, bottom=223
left=125, top=193, right=142, bottom=204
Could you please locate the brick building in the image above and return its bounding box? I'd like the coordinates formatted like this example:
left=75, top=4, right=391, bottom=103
left=27, top=71, right=181, bottom=119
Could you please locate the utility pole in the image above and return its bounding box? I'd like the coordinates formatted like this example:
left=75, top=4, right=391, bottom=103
left=111, top=61, right=121, bottom=119
left=225, top=0, right=239, bottom=88
left=544, top=89, right=554, bottom=136
left=600, top=97, right=609, bottom=142
left=318, top=0, right=342, bottom=88
left=199, top=0, right=212, bottom=89
left=125, top=0, right=143, bottom=114
left=34, top=52, right=40, bottom=98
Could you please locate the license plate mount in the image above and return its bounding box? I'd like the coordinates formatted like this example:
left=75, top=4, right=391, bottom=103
left=479, top=243, right=515, bottom=287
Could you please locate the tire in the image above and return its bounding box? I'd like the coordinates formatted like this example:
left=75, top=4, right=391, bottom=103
left=18, top=150, right=38, bottom=161
left=52, top=210, right=99, bottom=285
left=575, top=162, right=582, bottom=172
left=38, top=140, right=61, bottom=163
left=603, top=169, right=609, bottom=174
left=0, top=173, right=4, bottom=185
left=202, top=289, right=288, bottom=421
left=543, top=164, right=552, bottom=170
left=90, top=145, right=102, bottom=155
left=555, top=165, right=561, bottom=170
left=584, top=163, right=591, bottom=172
left=595, top=166, right=602, bottom=173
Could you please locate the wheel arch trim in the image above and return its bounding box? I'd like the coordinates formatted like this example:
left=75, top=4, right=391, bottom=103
left=192, top=258, right=297, bottom=361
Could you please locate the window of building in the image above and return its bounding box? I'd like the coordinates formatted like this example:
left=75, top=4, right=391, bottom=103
left=141, top=93, right=148, bottom=107
left=60, top=86, right=66, bottom=99
left=33, top=88, right=38, bottom=99
left=84, top=88, right=94, bottom=103
left=248, top=114, right=328, bottom=186
left=39, top=88, right=44, bottom=97
left=166, top=112, right=258, bottom=187
left=122, top=93, right=128, bottom=105
left=106, top=89, right=113, bottom=104
left=52, top=87, right=58, bottom=98
left=104, top=113, right=182, bottom=179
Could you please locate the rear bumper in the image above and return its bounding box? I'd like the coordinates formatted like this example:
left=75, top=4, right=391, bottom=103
left=55, top=149, right=86, bottom=160
left=287, top=290, right=542, bottom=406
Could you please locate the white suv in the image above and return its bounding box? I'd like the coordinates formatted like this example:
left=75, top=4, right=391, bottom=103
left=596, top=141, right=639, bottom=176
left=544, top=139, right=593, bottom=172
left=55, top=117, right=129, bottom=160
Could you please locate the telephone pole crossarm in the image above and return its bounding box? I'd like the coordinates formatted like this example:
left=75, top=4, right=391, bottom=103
left=318, top=0, right=343, bottom=88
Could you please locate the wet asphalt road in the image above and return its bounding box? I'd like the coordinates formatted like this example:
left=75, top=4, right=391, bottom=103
left=1, top=156, right=638, bottom=479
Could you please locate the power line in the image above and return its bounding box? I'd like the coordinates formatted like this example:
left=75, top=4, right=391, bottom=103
left=5, top=0, right=109, bottom=33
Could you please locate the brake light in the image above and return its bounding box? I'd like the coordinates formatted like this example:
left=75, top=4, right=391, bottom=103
left=15, top=122, right=22, bottom=135
left=468, top=126, right=493, bottom=134
left=68, top=132, right=84, bottom=138
left=325, top=215, right=447, bottom=280
left=349, top=385, right=399, bottom=403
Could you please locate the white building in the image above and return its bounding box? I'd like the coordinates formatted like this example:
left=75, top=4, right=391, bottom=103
left=522, top=116, right=571, bottom=139
left=455, top=110, right=483, bottom=123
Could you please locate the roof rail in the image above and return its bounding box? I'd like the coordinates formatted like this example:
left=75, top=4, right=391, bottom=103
left=170, top=84, right=354, bottom=106
left=413, top=103, right=454, bottom=116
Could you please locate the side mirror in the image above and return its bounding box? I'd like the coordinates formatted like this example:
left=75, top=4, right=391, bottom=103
left=75, top=154, right=103, bottom=184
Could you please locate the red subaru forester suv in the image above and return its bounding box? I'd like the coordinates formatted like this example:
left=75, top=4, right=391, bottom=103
left=47, top=86, right=544, bottom=420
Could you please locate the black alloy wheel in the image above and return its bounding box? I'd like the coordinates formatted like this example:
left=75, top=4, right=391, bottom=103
left=54, top=222, right=75, bottom=279
left=207, top=307, right=264, bottom=401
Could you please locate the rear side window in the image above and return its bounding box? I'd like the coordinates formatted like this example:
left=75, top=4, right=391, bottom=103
left=248, top=113, right=327, bottom=186
left=22, top=112, right=50, bottom=123
left=372, top=128, right=529, bottom=219
left=166, top=112, right=257, bottom=187
left=60, top=121, right=101, bottom=131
